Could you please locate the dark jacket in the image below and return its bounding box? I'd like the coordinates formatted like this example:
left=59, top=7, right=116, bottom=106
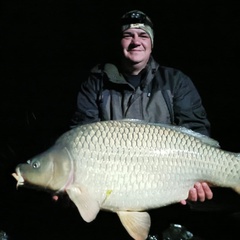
left=70, top=56, right=210, bottom=136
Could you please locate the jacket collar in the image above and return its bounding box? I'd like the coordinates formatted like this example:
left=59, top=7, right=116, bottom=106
left=101, top=55, right=159, bottom=85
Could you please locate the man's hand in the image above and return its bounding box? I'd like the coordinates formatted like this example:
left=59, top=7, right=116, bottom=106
left=180, top=182, right=213, bottom=205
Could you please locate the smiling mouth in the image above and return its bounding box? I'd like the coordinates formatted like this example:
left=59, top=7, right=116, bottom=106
left=128, top=49, right=142, bottom=51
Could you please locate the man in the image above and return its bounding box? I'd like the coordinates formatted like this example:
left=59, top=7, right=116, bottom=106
left=71, top=9, right=212, bottom=203
left=70, top=9, right=213, bottom=237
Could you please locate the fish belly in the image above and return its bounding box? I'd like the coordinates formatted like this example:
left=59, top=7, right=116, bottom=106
left=58, top=120, right=240, bottom=211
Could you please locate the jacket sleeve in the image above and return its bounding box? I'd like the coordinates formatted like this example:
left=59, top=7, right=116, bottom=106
left=172, top=71, right=211, bottom=136
left=70, top=73, right=101, bottom=128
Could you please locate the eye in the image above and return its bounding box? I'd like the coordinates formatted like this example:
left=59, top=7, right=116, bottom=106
left=122, top=34, right=131, bottom=39
left=122, top=32, right=133, bottom=39
left=139, top=34, right=149, bottom=39
left=31, top=160, right=40, bottom=169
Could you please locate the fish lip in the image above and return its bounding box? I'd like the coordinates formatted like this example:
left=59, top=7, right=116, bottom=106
left=12, top=168, right=24, bottom=188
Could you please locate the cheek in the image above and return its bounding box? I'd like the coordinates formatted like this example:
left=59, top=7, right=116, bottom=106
left=121, top=39, right=129, bottom=49
left=120, top=40, right=129, bottom=57
left=146, top=47, right=152, bottom=55
left=143, top=40, right=152, bottom=51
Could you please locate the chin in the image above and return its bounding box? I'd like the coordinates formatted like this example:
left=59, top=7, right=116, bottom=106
left=129, top=57, right=144, bottom=63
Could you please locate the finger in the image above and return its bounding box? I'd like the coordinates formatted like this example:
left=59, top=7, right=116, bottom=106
left=52, top=195, right=58, bottom=201
left=202, top=182, right=213, bottom=200
left=194, top=182, right=205, bottom=202
left=180, top=200, right=187, bottom=205
left=188, top=187, right=198, bottom=202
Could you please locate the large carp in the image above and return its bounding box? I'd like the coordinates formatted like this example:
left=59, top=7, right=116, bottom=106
left=12, top=119, right=240, bottom=240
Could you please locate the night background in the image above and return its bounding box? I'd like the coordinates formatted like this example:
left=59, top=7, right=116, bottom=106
left=1, top=0, right=240, bottom=239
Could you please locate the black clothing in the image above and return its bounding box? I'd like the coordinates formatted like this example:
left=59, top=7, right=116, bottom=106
left=71, top=56, right=210, bottom=136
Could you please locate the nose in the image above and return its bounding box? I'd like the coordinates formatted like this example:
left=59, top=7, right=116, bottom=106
left=131, top=33, right=141, bottom=45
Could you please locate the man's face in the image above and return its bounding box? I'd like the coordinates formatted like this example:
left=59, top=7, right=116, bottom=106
left=121, top=28, right=152, bottom=65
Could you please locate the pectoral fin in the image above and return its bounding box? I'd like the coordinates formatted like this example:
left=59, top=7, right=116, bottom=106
left=233, top=186, right=240, bottom=194
left=117, top=211, right=151, bottom=240
left=66, top=186, right=100, bottom=222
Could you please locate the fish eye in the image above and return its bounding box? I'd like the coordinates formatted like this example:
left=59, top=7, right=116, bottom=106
left=31, top=161, right=40, bottom=169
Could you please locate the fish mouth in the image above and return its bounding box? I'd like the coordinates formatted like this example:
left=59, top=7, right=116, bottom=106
left=12, top=168, right=24, bottom=188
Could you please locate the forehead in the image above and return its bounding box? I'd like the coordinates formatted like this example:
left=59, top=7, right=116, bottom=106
left=123, top=28, right=148, bottom=34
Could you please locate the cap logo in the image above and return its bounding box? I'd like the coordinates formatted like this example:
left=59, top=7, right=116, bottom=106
left=129, top=23, right=145, bottom=28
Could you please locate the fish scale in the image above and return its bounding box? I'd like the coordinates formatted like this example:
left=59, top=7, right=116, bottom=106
left=12, top=119, right=240, bottom=240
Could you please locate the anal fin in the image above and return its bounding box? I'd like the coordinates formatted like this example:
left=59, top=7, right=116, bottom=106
left=117, top=211, right=151, bottom=240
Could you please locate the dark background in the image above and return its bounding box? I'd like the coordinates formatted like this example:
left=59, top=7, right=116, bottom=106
left=1, top=0, right=240, bottom=239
